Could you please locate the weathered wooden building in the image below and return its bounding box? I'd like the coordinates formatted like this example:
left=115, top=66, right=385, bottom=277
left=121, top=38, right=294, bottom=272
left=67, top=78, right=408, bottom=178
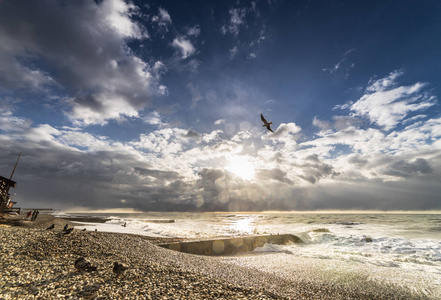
left=1, top=153, right=21, bottom=214
left=0, top=175, right=17, bottom=213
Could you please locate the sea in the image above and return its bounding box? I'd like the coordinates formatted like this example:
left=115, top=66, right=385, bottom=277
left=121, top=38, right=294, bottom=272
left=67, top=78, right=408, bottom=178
left=56, top=211, right=441, bottom=298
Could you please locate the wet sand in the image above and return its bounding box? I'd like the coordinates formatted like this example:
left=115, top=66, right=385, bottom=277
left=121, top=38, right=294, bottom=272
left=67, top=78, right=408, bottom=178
left=0, top=213, right=427, bottom=299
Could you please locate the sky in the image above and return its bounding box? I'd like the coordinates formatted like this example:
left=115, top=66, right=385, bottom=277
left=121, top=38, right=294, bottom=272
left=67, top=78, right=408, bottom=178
left=1, top=0, right=441, bottom=212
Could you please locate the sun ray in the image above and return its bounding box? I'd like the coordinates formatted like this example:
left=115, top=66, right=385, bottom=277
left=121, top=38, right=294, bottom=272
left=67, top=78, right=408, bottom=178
left=225, top=155, right=256, bottom=180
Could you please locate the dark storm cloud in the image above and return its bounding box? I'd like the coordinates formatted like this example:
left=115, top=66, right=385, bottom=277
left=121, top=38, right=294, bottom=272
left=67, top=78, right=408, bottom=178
left=383, top=158, right=432, bottom=178
left=0, top=0, right=153, bottom=125
left=308, top=177, right=441, bottom=211
left=255, top=168, right=293, bottom=185
left=1, top=141, right=195, bottom=211
left=134, top=167, right=181, bottom=182
left=298, top=159, right=339, bottom=184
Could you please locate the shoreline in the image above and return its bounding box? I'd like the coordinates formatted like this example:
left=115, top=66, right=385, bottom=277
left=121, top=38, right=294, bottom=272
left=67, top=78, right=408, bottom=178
left=0, top=214, right=428, bottom=299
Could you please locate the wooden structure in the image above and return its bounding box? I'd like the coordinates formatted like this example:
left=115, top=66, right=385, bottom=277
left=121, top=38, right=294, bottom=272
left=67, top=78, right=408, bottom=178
left=0, top=175, right=17, bottom=213
left=0, top=153, right=21, bottom=214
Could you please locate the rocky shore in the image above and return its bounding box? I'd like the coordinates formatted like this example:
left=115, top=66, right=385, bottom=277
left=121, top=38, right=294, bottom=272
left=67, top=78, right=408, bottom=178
left=0, top=214, right=426, bottom=299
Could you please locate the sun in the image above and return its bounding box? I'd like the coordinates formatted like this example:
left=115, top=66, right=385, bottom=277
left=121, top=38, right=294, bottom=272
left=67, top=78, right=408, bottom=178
left=225, top=155, right=256, bottom=180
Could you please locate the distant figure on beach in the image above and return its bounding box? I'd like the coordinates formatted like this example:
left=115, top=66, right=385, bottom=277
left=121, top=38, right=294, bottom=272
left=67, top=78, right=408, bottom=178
left=113, top=262, right=128, bottom=277
left=25, top=211, right=32, bottom=220
left=31, top=210, right=39, bottom=221
left=122, top=222, right=127, bottom=227
left=261, top=114, right=274, bottom=133
left=63, top=224, right=69, bottom=231
left=46, top=224, right=55, bottom=230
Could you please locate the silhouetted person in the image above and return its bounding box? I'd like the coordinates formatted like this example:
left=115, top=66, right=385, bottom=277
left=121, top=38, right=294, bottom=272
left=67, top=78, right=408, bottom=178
left=31, top=210, right=39, bottom=221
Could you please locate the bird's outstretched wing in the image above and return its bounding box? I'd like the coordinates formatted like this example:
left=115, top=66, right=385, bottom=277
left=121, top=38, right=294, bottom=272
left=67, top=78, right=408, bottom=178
left=261, top=114, right=274, bottom=132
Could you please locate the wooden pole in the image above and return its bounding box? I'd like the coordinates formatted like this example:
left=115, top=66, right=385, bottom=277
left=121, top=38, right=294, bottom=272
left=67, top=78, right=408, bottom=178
left=10, top=152, right=21, bottom=180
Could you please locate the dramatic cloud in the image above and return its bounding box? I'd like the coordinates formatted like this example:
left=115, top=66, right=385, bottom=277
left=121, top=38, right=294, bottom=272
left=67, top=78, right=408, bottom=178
left=2, top=90, right=441, bottom=211
left=1, top=1, right=440, bottom=212
left=0, top=0, right=155, bottom=126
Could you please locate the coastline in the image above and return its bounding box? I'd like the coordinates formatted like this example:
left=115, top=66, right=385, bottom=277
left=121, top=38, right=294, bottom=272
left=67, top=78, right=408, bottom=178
left=0, top=214, right=428, bottom=299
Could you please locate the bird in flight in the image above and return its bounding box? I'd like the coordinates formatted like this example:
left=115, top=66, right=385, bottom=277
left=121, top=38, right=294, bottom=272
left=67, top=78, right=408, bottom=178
left=261, top=114, right=274, bottom=133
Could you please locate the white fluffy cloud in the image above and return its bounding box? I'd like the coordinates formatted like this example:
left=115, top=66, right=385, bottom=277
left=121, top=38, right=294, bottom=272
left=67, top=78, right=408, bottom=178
left=349, top=71, right=436, bottom=130
left=172, top=36, right=196, bottom=59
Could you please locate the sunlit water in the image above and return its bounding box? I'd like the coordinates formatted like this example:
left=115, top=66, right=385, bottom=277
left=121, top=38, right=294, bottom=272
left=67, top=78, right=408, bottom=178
left=58, top=212, right=441, bottom=298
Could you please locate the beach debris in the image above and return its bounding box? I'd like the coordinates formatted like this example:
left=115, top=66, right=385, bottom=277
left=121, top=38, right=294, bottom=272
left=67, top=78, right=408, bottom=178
left=81, top=228, right=86, bottom=231
left=74, top=257, right=97, bottom=272
left=113, top=262, right=128, bottom=277
left=46, top=224, right=55, bottom=230
left=261, top=114, right=274, bottom=133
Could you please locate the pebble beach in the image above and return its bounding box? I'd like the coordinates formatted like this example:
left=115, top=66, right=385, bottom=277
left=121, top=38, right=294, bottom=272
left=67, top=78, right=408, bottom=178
left=0, top=214, right=427, bottom=299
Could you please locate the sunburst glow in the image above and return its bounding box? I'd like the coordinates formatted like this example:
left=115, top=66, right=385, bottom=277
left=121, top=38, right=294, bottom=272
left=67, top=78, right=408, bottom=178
left=225, top=155, right=256, bottom=180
